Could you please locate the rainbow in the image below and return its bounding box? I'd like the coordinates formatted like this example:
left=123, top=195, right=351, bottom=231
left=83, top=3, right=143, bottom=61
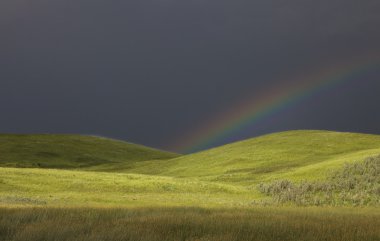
left=170, top=54, right=380, bottom=153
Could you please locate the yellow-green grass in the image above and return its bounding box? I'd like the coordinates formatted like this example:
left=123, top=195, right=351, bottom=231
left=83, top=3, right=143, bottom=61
left=0, top=207, right=379, bottom=241
left=1, top=130, right=380, bottom=208
left=1, top=131, right=379, bottom=241
left=0, top=167, right=255, bottom=208
left=130, top=130, right=380, bottom=185
left=2, top=131, right=380, bottom=186
left=0, top=134, right=179, bottom=170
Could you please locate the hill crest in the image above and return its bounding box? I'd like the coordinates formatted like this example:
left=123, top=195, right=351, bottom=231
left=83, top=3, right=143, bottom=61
left=0, top=134, right=179, bottom=169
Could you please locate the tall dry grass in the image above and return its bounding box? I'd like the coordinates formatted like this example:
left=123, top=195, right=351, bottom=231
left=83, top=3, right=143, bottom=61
left=0, top=207, right=379, bottom=241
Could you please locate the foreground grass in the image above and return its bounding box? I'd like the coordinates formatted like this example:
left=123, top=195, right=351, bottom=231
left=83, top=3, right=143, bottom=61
left=0, top=207, right=379, bottom=241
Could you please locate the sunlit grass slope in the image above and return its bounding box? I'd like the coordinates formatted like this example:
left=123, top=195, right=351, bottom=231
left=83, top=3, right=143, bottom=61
left=0, top=167, right=252, bottom=207
left=131, top=131, right=380, bottom=185
left=1, top=131, right=380, bottom=207
left=0, top=134, right=179, bottom=170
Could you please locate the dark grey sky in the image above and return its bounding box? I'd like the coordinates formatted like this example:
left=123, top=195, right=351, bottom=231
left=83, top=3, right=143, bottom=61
left=1, top=0, right=380, bottom=152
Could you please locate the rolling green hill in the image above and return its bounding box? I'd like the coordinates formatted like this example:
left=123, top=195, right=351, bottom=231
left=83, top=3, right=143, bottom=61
left=0, top=134, right=179, bottom=170
left=0, top=130, right=379, bottom=207
left=130, top=130, right=380, bottom=185
left=0, top=166, right=250, bottom=207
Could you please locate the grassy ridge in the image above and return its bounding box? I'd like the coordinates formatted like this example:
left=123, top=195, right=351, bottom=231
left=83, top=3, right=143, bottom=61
left=0, top=134, right=179, bottom=170
left=0, top=207, right=379, bottom=241
left=131, top=131, right=380, bottom=185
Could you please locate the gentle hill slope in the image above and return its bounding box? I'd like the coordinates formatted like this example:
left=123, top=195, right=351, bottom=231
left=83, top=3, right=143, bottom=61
left=0, top=134, right=179, bottom=169
left=130, top=130, right=380, bottom=185
left=0, top=167, right=250, bottom=207
left=0, top=130, right=379, bottom=207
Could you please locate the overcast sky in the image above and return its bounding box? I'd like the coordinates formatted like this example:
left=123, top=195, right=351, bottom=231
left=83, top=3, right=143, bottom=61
left=1, top=0, right=380, bottom=152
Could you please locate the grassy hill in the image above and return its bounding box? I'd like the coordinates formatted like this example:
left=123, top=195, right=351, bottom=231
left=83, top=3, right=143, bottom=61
left=0, top=131, right=379, bottom=241
left=0, top=130, right=379, bottom=207
left=0, top=166, right=251, bottom=207
left=0, top=134, right=179, bottom=170
left=130, top=130, right=380, bottom=185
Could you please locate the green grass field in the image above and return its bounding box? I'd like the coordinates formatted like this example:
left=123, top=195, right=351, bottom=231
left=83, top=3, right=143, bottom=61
left=135, top=130, right=380, bottom=184
left=1, top=207, right=379, bottom=241
left=0, top=130, right=379, bottom=240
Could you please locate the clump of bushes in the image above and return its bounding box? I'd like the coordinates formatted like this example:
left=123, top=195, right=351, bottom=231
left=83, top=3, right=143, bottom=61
left=258, top=155, right=380, bottom=206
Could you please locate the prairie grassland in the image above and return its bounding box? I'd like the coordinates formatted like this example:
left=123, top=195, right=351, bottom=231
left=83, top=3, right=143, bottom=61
left=0, top=167, right=255, bottom=207
left=2, top=131, right=380, bottom=188
left=1, top=131, right=380, bottom=241
left=130, top=130, right=380, bottom=185
left=0, top=207, right=379, bottom=241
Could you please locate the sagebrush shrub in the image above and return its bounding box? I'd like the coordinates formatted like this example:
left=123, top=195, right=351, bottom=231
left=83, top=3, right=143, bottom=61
left=258, top=155, right=380, bottom=206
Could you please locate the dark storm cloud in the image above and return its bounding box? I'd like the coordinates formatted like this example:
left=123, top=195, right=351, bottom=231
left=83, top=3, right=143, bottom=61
left=1, top=0, right=380, bottom=151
